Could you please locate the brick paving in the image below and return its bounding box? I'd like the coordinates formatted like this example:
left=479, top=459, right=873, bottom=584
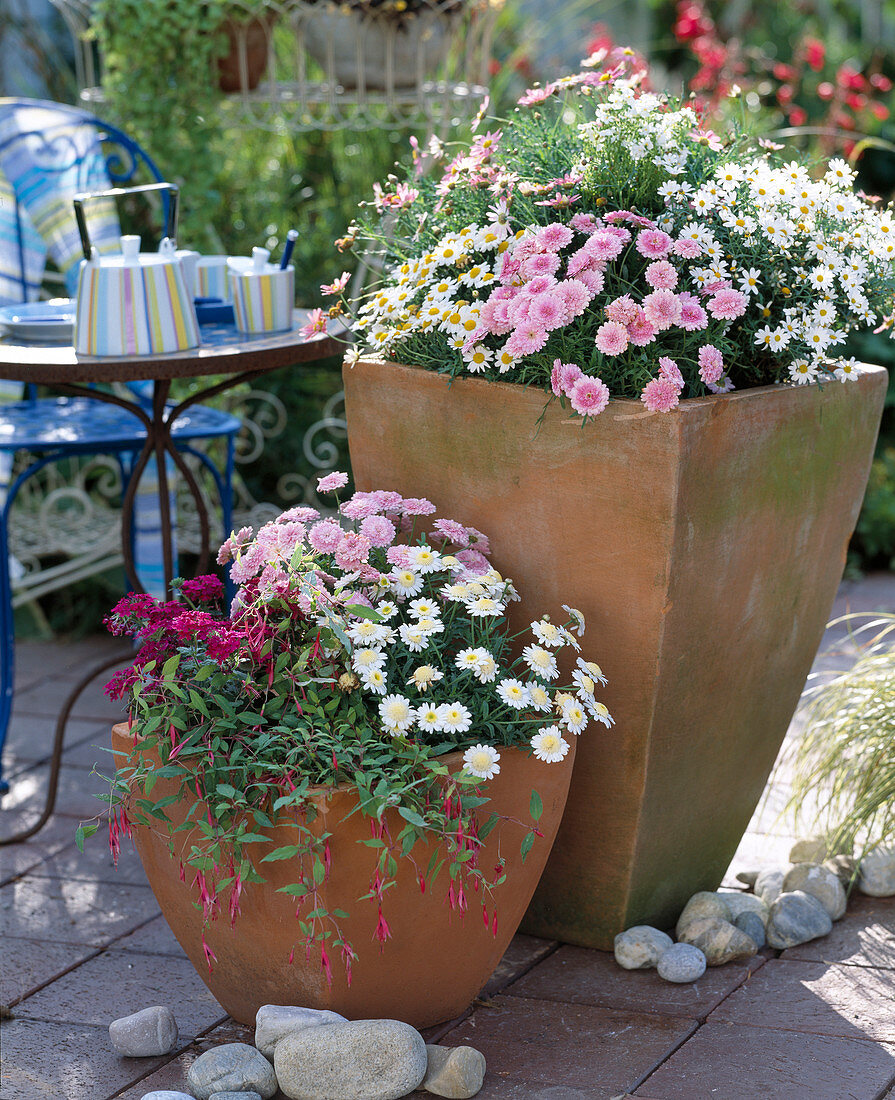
left=1, top=578, right=894, bottom=1099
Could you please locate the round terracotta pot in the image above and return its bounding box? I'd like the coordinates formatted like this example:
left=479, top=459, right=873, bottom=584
left=111, top=722, right=574, bottom=1027
left=217, top=15, right=275, bottom=93
left=342, top=356, right=888, bottom=948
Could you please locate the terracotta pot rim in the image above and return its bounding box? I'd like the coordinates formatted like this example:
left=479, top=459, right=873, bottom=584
left=111, top=720, right=537, bottom=800
left=347, top=355, right=886, bottom=413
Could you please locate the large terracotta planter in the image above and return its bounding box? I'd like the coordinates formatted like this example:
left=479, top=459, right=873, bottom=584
left=111, top=723, right=574, bottom=1027
left=343, top=357, right=887, bottom=947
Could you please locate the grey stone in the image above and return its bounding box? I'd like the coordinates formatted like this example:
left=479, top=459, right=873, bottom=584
left=765, top=890, right=834, bottom=949
left=675, top=891, right=732, bottom=938
left=613, top=925, right=674, bottom=970
left=141, top=1093, right=195, bottom=1100
left=824, top=854, right=858, bottom=887
left=676, top=917, right=758, bottom=966
left=783, top=862, right=847, bottom=920
left=656, top=943, right=707, bottom=983
left=422, top=1045, right=486, bottom=1098
left=735, top=869, right=759, bottom=888
left=754, top=869, right=785, bottom=906
left=254, top=1004, right=347, bottom=1059
left=210, top=1094, right=263, bottom=1100
left=109, top=1006, right=178, bottom=1057
left=789, top=836, right=827, bottom=864
left=716, top=891, right=769, bottom=926
left=858, top=846, right=895, bottom=897
left=274, top=1019, right=427, bottom=1100
left=734, top=911, right=766, bottom=949
left=187, top=1044, right=277, bottom=1100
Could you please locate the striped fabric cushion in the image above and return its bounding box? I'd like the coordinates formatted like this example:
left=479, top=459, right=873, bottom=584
left=0, top=167, right=46, bottom=306
left=0, top=102, right=121, bottom=295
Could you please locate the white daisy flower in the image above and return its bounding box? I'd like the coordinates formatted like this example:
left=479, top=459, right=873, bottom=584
left=408, top=597, right=439, bottom=619
left=589, top=700, right=615, bottom=728
left=407, top=665, right=443, bottom=692
left=361, top=667, right=388, bottom=695
left=376, top=600, right=398, bottom=619
left=522, top=644, right=559, bottom=681
left=559, top=699, right=588, bottom=734
left=456, top=647, right=486, bottom=672
left=562, top=605, right=586, bottom=636
left=347, top=621, right=391, bottom=646
left=407, top=545, right=442, bottom=573
left=528, top=684, right=552, bottom=712
left=531, top=726, right=570, bottom=763
left=531, top=619, right=564, bottom=648
left=391, top=568, right=424, bottom=597
left=463, top=743, right=501, bottom=779
left=417, top=702, right=444, bottom=732
left=497, top=678, right=531, bottom=710
left=352, top=648, right=386, bottom=674
left=398, top=623, right=429, bottom=652
left=475, top=652, right=498, bottom=684
left=576, top=658, right=608, bottom=685
left=415, top=616, right=444, bottom=636
left=438, top=702, right=472, bottom=733
left=441, top=582, right=471, bottom=602
left=379, top=693, right=415, bottom=734
left=466, top=595, right=505, bottom=617
left=572, top=669, right=597, bottom=699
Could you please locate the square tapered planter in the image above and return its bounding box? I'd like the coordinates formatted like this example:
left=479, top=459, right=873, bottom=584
left=343, top=357, right=887, bottom=947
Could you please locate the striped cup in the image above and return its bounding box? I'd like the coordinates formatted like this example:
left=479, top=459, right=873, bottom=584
left=227, top=260, right=295, bottom=335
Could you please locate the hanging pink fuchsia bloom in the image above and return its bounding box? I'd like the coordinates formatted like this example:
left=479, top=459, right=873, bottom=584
left=698, top=344, right=725, bottom=384
left=569, top=375, right=610, bottom=417
left=595, top=320, right=629, bottom=356
left=658, top=356, right=685, bottom=391
left=320, top=271, right=350, bottom=296
left=642, top=289, right=683, bottom=330
left=635, top=229, right=673, bottom=258
left=551, top=359, right=583, bottom=396
left=317, top=471, right=349, bottom=493
left=299, top=308, right=328, bottom=340
left=707, top=288, right=748, bottom=320
left=644, top=260, right=678, bottom=290
left=641, top=376, right=682, bottom=412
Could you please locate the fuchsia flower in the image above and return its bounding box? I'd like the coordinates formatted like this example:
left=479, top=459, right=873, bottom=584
left=569, top=375, right=610, bottom=417
left=641, top=377, right=681, bottom=413
left=595, top=320, right=629, bottom=356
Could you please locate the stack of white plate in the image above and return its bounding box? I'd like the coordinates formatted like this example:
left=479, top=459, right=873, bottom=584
left=0, top=299, right=75, bottom=344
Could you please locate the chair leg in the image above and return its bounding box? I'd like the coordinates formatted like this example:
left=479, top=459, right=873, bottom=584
left=0, top=504, right=14, bottom=795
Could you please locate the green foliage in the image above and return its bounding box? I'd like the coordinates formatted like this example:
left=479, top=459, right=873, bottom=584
left=787, top=614, right=895, bottom=857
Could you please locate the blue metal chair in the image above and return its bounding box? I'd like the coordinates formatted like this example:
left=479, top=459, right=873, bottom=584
left=0, top=99, right=242, bottom=794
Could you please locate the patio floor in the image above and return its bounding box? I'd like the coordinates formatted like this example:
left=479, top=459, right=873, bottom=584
left=2, top=575, right=894, bottom=1100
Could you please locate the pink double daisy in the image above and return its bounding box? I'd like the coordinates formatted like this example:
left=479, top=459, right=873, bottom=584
left=569, top=375, right=610, bottom=418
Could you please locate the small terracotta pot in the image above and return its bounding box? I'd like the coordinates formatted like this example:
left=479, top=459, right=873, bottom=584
left=343, top=357, right=887, bottom=948
left=112, top=723, right=574, bottom=1027
left=217, top=15, right=275, bottom=93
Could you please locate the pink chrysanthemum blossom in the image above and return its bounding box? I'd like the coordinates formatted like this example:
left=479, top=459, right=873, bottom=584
left=585, top=231, right=625, bottom=262
left=551, top=359, right=583, bottom=396
left=566, top=247, right=591, bottom=278
left=217, top=525, right=253, bottom=565
left=605, top=295, right=639, bottom=325
left=455, top=548, right=491, bottom=576
left=513, top=237, right=542, bottom=264
left=635, top=229, right=673, bottom=259
left=658, top=356, right=685, bottom=391
left=677, top=292, right=708, bottom=331
left=697, top=344, right=725, bottom=385
left=308, top=519, right=343, bottom=554
left=529, top=290, right=566, bottom=329
left=521, top=252, right=562, bottom=280
left=465, top=526, right=492, bottom=553
left=603, top=224, right=633, bottom=243
left=386, top=544, right=413, bottom=567
left=433, top=518, right=470, bottom=545
left=556, top=279, right=592, bottom=319
left=672, top=237, right=703, bottom=259
left=642, top=289, right=683, bottom=331
left=359, top=514, right=396, bottom=547
left=317, top=471, right=349, bottom=493
left=569, top=375, right=610, bottom=418
left=277, top=506, right=321, bottom=524
left=505, top=324, right=549, bottom=357
left=525, top=275, right=556, bottom=296
left=626, top=309, right=657, bottom=346
left=371, top=490, right=404, bottom=512
left=707, top=288, right=748, bottom=320
left=570, top=212, right=599, bottom=233
left=483, top=299, right=514, bottom=334
left=537, top=223, right=574, bottom=251
left=641, top=377, right=681, bottom=413
left=594, top=320, right=629, bottom=356
left=401, top=497, right=437, bottom=516
left=605, top=210, right=656, bottom=229
left=576, top=267, right=605, bottom=293
left=340, top=498, right=379, bottom=520
left=644, top=260, right=678, bottom=290
left=497, top=253, right=522, bottom=285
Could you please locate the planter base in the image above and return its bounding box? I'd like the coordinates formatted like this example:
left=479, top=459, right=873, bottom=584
left=343, top=358, right=887, bottom=947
